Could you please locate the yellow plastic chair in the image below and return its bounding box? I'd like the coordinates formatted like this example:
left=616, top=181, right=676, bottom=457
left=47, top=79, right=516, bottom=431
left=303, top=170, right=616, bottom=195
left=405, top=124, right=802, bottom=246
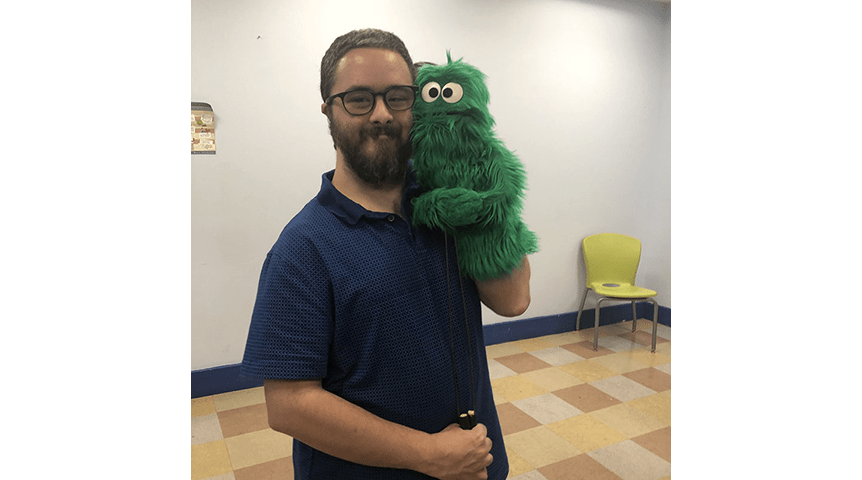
left=575, top=233, right=659, bottom=352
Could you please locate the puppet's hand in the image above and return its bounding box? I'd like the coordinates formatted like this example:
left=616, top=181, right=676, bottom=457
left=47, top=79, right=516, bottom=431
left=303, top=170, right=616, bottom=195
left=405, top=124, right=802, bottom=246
left=413, top=188, right=483, bottom=230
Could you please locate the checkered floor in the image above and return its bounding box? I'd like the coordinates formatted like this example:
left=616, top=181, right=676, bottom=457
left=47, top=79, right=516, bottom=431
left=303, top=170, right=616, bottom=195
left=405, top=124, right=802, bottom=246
left=192, top=320, right=671, bottom=480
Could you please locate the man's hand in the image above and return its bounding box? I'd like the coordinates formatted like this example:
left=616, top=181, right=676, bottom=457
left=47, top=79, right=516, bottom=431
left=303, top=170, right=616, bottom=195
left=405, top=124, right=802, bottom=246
left=419, top=423, right=494, bottom=480
left=266, top=380, right=494, bottom=478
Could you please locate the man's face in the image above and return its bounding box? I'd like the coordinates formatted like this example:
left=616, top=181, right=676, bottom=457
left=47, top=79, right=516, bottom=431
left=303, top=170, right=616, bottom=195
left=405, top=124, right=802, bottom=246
left=324, top=48, right=414, bottom=188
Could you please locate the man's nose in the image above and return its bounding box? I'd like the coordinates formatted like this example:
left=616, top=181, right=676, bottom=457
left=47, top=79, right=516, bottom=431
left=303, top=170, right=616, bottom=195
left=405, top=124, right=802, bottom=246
left=368, top=94, right=394, bottom=123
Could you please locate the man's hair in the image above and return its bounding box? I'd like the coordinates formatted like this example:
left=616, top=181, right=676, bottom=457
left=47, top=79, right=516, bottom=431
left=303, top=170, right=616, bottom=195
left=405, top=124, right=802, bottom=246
left=320, top=29, right=417, bottom=102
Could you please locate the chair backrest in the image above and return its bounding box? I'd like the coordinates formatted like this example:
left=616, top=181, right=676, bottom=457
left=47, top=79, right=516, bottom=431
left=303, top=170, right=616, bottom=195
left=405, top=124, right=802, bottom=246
left=582, top=233, right=642, bottom=287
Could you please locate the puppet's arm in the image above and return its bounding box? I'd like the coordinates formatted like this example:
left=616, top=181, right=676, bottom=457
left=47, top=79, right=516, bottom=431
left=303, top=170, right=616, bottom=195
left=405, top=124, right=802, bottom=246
left=412, top=187, right=483, bottom=230
left=469, top=151, right=524, bottom=227
left=412, top=157, right=518, bottom=232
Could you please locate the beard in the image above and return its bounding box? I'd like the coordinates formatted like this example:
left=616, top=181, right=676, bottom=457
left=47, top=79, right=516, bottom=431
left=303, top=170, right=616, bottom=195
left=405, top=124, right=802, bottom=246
left=329, top=117, right=413, bottom=188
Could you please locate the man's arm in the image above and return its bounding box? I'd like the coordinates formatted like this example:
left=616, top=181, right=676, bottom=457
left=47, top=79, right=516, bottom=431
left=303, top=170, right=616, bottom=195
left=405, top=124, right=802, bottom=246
left=264, top=379, right=493, bottom=480
left=475, top=256, right=531, bottom=317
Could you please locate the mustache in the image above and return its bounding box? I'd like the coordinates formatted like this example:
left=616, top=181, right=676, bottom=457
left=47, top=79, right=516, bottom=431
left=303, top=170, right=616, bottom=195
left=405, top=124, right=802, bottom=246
left=362, top=123, right=403, bottom=139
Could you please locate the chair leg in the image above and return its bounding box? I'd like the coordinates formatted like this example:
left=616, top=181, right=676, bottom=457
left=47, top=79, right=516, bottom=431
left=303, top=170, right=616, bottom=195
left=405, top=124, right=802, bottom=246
left=594, top=298, right=604, bottom=351
left=631, top=301, right=637, bottom=332
left=575, top=287, right=589, bottom=331
left=650, top=298, right=659, bottom=352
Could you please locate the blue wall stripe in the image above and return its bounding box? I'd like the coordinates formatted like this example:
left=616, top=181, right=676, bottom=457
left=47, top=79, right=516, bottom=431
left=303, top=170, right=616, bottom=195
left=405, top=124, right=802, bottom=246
left=192, top=304, right=670, bottom=398
left=483, top=302, right=670, bottom=346
left=192, top=364, right=265, bottom=399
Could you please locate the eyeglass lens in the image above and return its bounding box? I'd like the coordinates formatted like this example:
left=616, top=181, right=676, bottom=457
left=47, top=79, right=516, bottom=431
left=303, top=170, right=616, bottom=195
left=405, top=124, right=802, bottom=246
left=342, top=87, right=414, bottom=115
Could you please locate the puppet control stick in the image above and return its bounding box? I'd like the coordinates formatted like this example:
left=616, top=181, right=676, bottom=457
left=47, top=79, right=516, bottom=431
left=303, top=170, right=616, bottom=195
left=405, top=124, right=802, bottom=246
left=459, top=410, right=477, bottom=430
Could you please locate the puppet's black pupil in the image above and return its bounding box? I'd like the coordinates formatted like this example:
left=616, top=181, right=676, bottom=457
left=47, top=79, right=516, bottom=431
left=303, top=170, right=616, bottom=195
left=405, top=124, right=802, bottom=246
left=430, top=87, right=439, bottom=97
left=443, top=87, right=453, bottom=98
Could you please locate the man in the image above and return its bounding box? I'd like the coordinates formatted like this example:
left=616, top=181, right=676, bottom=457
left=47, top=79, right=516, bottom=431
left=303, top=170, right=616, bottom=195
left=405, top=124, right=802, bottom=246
left=241, top=29, right=531, bottom=480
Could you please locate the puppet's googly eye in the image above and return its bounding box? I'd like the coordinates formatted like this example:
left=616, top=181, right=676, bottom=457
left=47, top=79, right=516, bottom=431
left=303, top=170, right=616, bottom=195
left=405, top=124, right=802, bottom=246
left=441, top=83, right=464, bottom=103
left=421, top=82, right=441, bottom=103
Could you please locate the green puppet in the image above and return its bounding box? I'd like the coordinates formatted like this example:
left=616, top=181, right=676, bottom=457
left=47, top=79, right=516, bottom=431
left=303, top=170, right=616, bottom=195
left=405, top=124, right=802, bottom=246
left=411, top=52, right=539, bottom=281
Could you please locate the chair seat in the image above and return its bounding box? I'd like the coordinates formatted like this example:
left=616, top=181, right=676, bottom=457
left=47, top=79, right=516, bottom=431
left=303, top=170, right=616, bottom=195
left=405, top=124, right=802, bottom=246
left=590, top=283, right=657, bottom=299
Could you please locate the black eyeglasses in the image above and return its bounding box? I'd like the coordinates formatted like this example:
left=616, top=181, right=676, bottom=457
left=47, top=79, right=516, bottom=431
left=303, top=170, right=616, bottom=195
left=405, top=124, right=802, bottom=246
left=325, top=85, right=418, bottom=116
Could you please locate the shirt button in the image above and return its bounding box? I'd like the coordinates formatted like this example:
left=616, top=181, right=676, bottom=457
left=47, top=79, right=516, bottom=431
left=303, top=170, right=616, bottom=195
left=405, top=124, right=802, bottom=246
left=387, top=215, right=395, bottom=222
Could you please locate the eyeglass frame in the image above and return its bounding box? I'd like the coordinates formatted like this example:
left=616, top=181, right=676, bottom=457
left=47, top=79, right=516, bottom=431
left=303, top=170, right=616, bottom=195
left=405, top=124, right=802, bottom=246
left=325, top=85, right=419, bottom=116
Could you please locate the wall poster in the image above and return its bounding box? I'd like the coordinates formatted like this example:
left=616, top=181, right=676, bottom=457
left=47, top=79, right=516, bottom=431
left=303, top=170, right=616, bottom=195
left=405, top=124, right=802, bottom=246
left=191, top=102, right=216, bottom=154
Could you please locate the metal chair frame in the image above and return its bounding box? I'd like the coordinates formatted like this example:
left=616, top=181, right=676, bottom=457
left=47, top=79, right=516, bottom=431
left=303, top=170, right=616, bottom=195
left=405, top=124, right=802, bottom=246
left=576, top=290, right=658, bottom=352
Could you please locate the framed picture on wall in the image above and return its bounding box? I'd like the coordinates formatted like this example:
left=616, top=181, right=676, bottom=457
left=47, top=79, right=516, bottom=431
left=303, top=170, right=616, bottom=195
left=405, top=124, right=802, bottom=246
left=191, top=102, right=215, bottom=154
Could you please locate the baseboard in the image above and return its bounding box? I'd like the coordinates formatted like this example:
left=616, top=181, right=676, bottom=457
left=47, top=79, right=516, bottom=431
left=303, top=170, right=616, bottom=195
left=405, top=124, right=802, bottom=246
left=484, top=302, right=671, bottom=346
left=192, top=303, right=670, bottom=398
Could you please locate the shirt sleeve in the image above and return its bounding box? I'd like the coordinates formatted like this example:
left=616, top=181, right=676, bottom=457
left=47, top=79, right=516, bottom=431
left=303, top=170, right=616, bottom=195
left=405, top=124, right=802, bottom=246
left=241, top=239, right=333, bottom=380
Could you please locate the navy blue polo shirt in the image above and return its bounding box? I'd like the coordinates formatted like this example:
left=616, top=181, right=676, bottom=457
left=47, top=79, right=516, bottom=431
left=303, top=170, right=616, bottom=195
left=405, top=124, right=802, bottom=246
left=241, top=169, right=508, bottom=480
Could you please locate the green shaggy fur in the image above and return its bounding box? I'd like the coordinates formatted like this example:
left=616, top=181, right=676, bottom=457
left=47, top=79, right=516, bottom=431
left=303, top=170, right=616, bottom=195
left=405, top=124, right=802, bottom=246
left=411, top=53, right=538, bottom=281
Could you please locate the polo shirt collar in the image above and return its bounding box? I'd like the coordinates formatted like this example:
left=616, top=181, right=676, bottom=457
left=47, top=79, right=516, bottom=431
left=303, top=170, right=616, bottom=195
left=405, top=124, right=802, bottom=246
left=317, top=169, right=421, bottom=225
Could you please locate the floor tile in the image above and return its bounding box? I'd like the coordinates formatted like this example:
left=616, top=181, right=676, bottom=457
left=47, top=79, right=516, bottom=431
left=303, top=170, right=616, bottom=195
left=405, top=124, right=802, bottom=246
left=546, top=414, right=628, bottom=453
left=589, top=404, right=666, bottom=438
left=218, top=403, right=270, bottom=438
left=508, top=470, right=550, bottom=480
left=538, top=454, right=623, bottom=480
left=506, top=447, right=535, bottom=477
left=597, top=322, right=634, bottom=336
left=590, top=376, right=657, bottom=402
left=491, top=375, right=548, bottom=402
left=201, top=473, right=236, bottom=480
left=496, top=402, right=541, bottom=436
left=495, top=352, right=553, bottom=374
left=538, top=331, right=583, bottom=346
left=561, top=341, right=615, bottom=359
left=653, top=362, right=670, bottom=375
left=619, top=330, right=658, bottom=348
left=559, top=360, right=618, bottom=383
left=504, top=426, right=582, bottom=469
left=233, top=456, right=293, bottom=480
left=488, top=358, right=518, bottom=380
left=192, top=413, right=224, bottom=445
left=552, top=383, right=621, bottom=413
left=627, top=350, right=671, bottom=368
left=192, top=440, right=233, bottom=480
left=486, top=342, right=525, bottom=359
left=512, top=337, right=558, bottom=352
left=512, top=393, right=583, bottom=425
left=213, top=387, right=266, bottom=412
left=588, top=440, right=671, bottom=480
left=654, top=324, right=671, bottom=340
left=193, top=396, right=217, bottom=418
left=522, top=367, right=584, bottom=391
left=597, top=335, right=640, bottom=353
left=529, top=346, right=586, bottom=366
left=632, top=426, right=671, bottom=462
left=224, top=428, right=293, bottom=470
left=589, top=351, right=651, bottom=374
left=626, top=392, right=671, bottom=425
left=623, top=368, right=671, bottom=392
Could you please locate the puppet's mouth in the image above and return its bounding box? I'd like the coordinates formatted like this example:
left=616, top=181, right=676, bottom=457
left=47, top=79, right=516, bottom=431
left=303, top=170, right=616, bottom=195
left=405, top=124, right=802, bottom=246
left=431, top=110, right=469, bottom=117
left=416, top=109, right=475, bottom=122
